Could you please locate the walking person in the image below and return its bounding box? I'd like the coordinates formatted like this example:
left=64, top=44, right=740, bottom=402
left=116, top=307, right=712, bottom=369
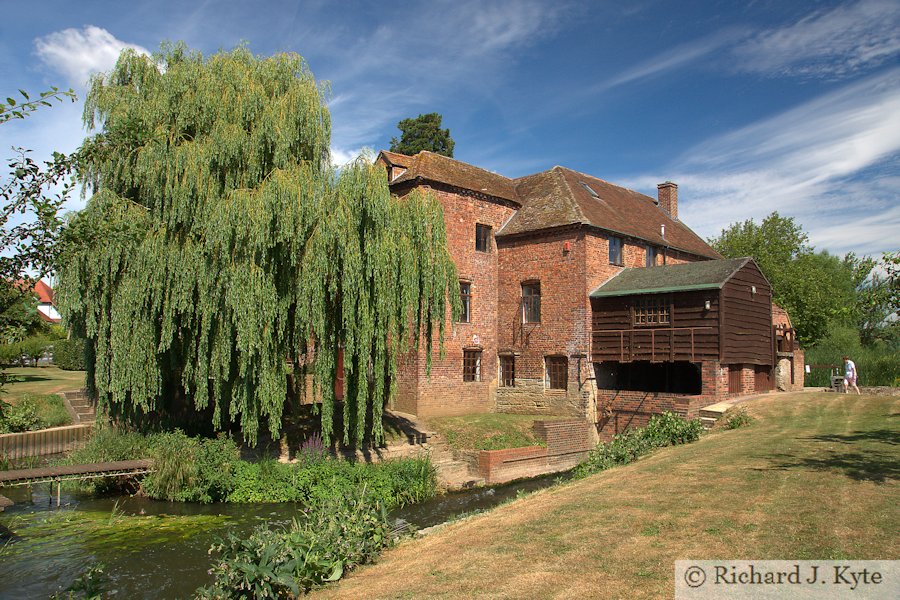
left=842, top=355, right=860, bottom=395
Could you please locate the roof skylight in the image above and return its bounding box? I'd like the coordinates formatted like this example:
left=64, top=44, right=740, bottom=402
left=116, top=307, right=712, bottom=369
left=580, top=181, right=600, bottom=199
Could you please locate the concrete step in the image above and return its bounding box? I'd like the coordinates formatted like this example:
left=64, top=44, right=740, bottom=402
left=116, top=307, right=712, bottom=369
left=700, top=416, right=719, bottom=430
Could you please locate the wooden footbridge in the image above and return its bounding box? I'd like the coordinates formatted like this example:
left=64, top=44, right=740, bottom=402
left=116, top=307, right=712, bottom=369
left=0, top=459, right=153, bottom=509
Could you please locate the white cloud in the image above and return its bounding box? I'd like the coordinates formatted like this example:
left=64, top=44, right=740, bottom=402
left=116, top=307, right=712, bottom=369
left=595, top=29, right=742, bottom=91
left=733, top=0, right=900, bottom=79
left=34, top=26, right=150, bottom=88
left=323, top=1, right=567, bottom=152
left=623, top=69, right=900, bottom=256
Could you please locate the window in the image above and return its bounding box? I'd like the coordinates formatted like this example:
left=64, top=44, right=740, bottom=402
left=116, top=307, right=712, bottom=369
left=522, top=282, right=541, bottom=323
left=609, top=236, right=623, bottom=265
left=500, top=355, right=515, bottom=387
left=634, top=296, right=670, bottom=326
left=459, top=281, right=471, bottom=323
left=463, top=350, right=481, bottom=382
left=646, top=245, right=658, bottom=267
left=545, top=356, right=568, bottom=390
left=475, top=223, right=492, bottom=252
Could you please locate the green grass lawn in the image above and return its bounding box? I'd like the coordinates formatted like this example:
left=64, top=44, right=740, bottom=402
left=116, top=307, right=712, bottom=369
left=315, top=392, right=899, bottom=599
left=426, top=413, right=572, bottom=451
left=2, top=366, right=85, bottom=403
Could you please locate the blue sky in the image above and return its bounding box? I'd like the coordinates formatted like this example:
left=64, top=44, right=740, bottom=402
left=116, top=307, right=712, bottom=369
left=1, top=0, right=898, bottom=257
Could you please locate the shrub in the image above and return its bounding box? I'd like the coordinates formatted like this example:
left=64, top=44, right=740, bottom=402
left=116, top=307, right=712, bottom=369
left=52, top=338, right=87, bottom=371
left=573, top=412, right=703, bottom=478
left=0, top=396, right=41, bottom=432
left=197, top=487, right=392, bottom=598
left=642, top=411, right=704, bottom=446
left=721, top=407, right=754, bottom=430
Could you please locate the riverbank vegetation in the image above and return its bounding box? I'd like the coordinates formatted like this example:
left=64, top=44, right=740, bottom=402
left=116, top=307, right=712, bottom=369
left=572, top=411, right=704, bottom=478
left=313, top=392, right=899, bottom=598
left=0, top=393, right=71, bottom=433
left=64, top=428, right=436, bottom=509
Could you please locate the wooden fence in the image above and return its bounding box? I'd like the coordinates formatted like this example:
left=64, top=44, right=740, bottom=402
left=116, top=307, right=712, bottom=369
left=0, top=423, right=93, bottom=462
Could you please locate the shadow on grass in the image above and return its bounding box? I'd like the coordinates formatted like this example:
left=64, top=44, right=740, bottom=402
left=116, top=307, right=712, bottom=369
left=801, top=429, right=900, bottom=446
left=760, top=447, right=899, bottom=483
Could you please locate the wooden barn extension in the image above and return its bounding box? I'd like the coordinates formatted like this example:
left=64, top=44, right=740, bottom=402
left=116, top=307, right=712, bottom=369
left=591, top=257, right=785, bottom=439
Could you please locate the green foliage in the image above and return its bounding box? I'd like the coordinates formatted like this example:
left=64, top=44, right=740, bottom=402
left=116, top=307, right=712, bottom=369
left=197, top=487, right=392, bottom=598
left=710, top=212, right=892, bottom=347
left=0, top=393, right=70, bottom=432
left=52, top=337, right=88, bottom=370
left=389, top=112, right=455, bottom=157
left=0, top=87, right=75, bottom=124
left=804, top=324, right=900, bottom=387
left=640, top=411, right=704, bottom=446
left=721, top=407, right=754, bottom=430
left=63, top=428, right=436, bottom=506
left=50, top=562, right=108, bottom=600
left=57, top=45, right=459, bottom=446
left=226, top=455, right=436, bottom=509
left=0, top=333, right=54, bottom=367
left=573, top=412, right=703, bottom=478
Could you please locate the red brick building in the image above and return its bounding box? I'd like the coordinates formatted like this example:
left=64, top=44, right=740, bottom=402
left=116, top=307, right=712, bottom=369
left=376, top=150, right=801, bottom=437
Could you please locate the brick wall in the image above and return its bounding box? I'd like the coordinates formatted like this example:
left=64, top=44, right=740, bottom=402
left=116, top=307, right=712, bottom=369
left=476, top=418, right=592, bottom=484
left=496, top=229, right=592, bottom=417
left=395, top=184, right=517, bottom=417
left=595, top=389, right=709, bottom=441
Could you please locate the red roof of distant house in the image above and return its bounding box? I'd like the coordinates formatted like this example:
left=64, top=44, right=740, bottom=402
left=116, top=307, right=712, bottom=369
left=33, top=280, right=54, bottom=304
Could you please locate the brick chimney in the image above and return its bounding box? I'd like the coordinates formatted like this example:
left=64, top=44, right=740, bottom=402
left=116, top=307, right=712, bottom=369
left=657, top=181, right=678, bottom=219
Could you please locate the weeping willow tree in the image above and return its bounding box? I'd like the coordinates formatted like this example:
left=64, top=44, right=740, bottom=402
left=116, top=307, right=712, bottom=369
left=56, top=45, right=458, bottom=445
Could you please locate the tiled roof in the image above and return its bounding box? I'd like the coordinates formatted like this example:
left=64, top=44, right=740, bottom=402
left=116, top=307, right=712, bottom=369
left=33, top=279, right=54, bottom=304
left=387, top=151, right=520, bottom=204
left=377, top=150, right=415, bottom=168
left=377, top=151, right=720, bottom=259
left=500, top=167, right=720, bottom=259
left=590, top=257, right=752, bottom=297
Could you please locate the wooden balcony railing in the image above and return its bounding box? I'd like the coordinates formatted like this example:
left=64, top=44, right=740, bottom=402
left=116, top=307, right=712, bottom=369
left=592, top=326, right=716, bottom=363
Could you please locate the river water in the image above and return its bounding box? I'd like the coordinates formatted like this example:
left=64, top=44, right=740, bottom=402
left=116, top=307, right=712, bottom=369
left=0, top=474, right=562, bottom=598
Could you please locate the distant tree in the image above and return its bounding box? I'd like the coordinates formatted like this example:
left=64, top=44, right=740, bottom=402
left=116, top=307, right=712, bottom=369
left=389, top=113, right=455, bottom=157
left=709, top=212, right=869, bottom=346
left=57, top=45, right=459, bottom=446
left=0, top=86, right=77, bottom=392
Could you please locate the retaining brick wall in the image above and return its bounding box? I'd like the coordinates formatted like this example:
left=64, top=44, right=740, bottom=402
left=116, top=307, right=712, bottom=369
left=476, top=418, right=592, bottom=484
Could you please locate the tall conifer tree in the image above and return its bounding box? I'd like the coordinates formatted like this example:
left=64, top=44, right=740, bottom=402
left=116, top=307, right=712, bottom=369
left=57, top=45, right=458, bottom=445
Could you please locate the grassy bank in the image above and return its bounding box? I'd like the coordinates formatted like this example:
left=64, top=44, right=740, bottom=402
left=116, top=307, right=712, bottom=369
left=2, top=367, right=85, bottom=402
left=314, top=392, right=899, bottom=599
left=426, top=414, right=572, bottom=451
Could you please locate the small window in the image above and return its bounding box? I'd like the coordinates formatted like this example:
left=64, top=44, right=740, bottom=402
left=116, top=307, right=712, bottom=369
left=463, top=350, right=481, bottom=382
left=646, top=245, right=658, bottom=267
left=546, top=356, right=568, bottom=390
left=522, top=282, right=541, bottom=324
left=609, top=236, right=623, bottom=265
left=500, top=355, right=515, bottom=387
left=634, top=296, right=670, bottom=326
left=459, top=281, right=471, bottom=323
left=475, top=223, right=492, bottom=252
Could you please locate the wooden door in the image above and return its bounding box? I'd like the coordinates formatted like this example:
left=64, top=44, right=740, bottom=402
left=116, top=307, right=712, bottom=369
left=728, top=365, right=742, bottom=394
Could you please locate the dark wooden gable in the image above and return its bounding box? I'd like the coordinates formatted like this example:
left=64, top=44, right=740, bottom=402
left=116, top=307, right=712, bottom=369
left=720, top=259, right=773, bottom=366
